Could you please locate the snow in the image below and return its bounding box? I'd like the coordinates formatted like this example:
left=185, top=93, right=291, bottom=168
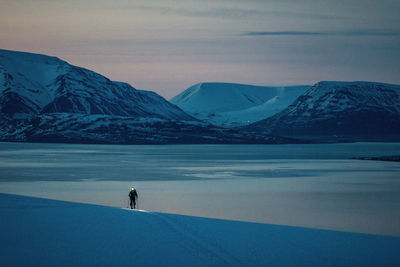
left=0, top=49, right=67, bottom=88
left=250, top=80, right=400, bottom=140
left=171, top=83, right=273, bottom=113
left=1, top=193, right=399, bottom=266
left=0, top=49, right=194, bottom=122
left=170, top=82, right=310, bottom=126
left=0, top=49, right=67, bottom=108
left=304, top=81, right=400, bottom=112
left=274, top=81, right=400, bottom=118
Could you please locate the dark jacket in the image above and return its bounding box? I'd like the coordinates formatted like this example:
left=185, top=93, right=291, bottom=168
left=129, top=189, right=138, bottom=200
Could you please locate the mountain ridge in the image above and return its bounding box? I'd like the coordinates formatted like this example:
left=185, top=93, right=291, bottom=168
left=0, top=49, right=294, bottom=144
left=2, top=49, right=399, bottom=144
left=248, top=81, right=400, bottom=142
left=0, top=49, right=194, bottom=121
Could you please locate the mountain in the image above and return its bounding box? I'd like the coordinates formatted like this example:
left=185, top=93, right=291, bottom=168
left=0, top=49, right=294, bottom=144
left=170, top=82, right=310, bottom=127
left=0, top=49, right=193, bottom=121
left=248, top=81, right=400, bottom=142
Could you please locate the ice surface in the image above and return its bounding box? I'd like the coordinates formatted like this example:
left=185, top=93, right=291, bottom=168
left=1, top=193, right=400, bottom=266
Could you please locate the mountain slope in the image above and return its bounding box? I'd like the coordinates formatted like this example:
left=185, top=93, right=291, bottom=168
left=0, top=49, right=193, bottom=121
left=170, top=82, right=310, bottom=127
left=249, top=81, right=400, bottom=142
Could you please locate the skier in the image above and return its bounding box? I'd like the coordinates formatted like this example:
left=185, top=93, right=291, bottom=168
left=129, top=187, right=138, bottom=209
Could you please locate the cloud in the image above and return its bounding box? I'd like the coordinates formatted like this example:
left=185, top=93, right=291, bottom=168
left=133, top=5, right=344, bottom=20
left=245, top=31, right=322, bottom=36
left=244, top=29, right=400, bottom=37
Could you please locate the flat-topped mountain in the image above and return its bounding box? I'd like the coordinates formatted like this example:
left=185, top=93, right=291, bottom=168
left=170, top=82, right=310, bottom=127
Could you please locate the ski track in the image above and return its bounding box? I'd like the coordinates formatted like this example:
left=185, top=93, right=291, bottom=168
left=146, top=211, right=244, bottom=266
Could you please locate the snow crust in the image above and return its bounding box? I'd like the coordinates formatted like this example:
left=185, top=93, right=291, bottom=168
left=1, top=193, right=399, bottom=266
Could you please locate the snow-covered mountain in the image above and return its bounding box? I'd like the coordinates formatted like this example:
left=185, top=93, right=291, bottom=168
left=249, top=81, right=400, bottom=142
left=170, top=82, right=310, bottom=127
left=5, top=50, right=397, bottom=143
left=0, top=49, right=193, bottom=121
left=0, top=49, right=294, bottom=144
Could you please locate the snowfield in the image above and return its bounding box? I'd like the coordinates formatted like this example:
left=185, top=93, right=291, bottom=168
left=1, top=193, right=399, bottom=266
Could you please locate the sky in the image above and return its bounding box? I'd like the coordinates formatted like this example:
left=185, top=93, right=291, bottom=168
left=1, top=0, right=400, bottom=98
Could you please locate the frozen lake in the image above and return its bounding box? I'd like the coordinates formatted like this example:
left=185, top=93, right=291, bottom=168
left=0, top=142, right=400, bottom=236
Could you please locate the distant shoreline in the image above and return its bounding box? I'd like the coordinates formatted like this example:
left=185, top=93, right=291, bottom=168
left=353, top=155, right=400, bottom=162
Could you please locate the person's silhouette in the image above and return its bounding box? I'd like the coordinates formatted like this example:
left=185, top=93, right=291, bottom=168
left=129, top=187, right=138, bottom=209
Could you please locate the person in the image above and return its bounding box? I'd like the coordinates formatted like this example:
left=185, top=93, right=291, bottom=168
left=129, top=187, right=138, bottom=209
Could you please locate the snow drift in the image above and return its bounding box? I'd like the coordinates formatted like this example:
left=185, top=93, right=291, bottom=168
left=1, top=193, right=400, bottom=266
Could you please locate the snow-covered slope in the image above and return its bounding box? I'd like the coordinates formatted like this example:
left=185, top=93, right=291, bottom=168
left=0, top=49, right=192, bottom=121
left=170, top=83, right=310, bottom=127
left=249, top=81, right=400, bottom=142
left=1, top=193, right=400, bottom=266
